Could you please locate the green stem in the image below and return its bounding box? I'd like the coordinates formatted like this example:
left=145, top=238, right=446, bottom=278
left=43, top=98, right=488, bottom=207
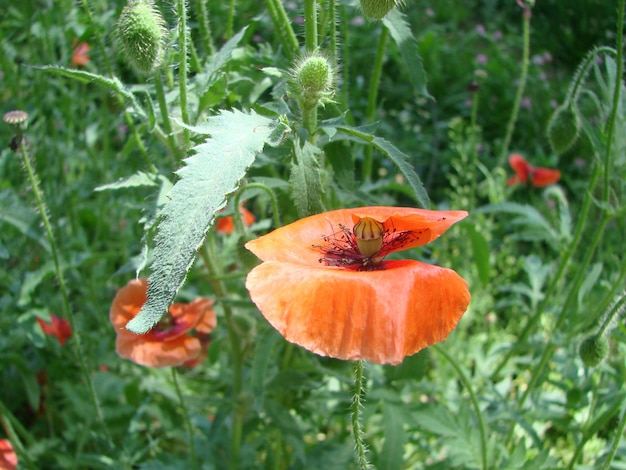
left=601, top=0, right=624, bottom=203
left=201, top=235, right=243, bottom=469
left=362, top=25, right=389, bottom=182
left=433, top=345, right=489, bottom=470
left=497, top=5, right=531, bottom=167
left=491, top=164, right=602, bottom=379
left=171, top=368, right=198, bottom=470
left=469, top=89, right=480, bottom=210
left=328, top=0, right=338, bottom=66
left=16, top=136, right=114, bottom=452
left=233, top=183, right=282, bottom=231
left=195, top=0, right=215, bottom=56
left=0, top=402, right=37, bottom=469
left=177, top=0, right=191, bottom=148
left=597, top=290, right=626, bottom=337
left=303, top=0, right=318, bottom=53
left=264, top=0, right=300, bottom=61
left=154, top=71, right=183, bottom=161
left=600, top=400, right=626, bottom=470
left=351, top=360, right=370, bottom=469
left=226, top=0, right=236, bottom=40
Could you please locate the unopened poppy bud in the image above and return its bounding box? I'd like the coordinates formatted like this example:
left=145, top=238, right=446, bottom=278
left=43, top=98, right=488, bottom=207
left=360, top=0, right=398, bottom=19
left=290, top=53, right=336, bottom=112
left=547, top=104, right=581, bottom=155
left=116, top=0, right=167, bottom=73
left=353, top=217, right=384, bottom=258
left=579, top=334, right=609, bottom=367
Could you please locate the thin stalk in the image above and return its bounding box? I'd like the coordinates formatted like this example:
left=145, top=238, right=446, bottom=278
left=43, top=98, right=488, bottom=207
left=303, top=0, right=318, bottom=53
left=328, top=0, right=338, bottom=66
left=0, top=402, right=36, bottom=469
left=433, top=345, right=489, bottom=470
left=200, top=235, right=243, bottom=470
left=601, top=0, right=624, bottom=202
left=177, top=0, right=191, bottom=148
left=469, top=90, right=480, bottom=210
left=491, top=164, right=602, bottom=379
left=234, top=182, right=282, bottom=230
left=16, top=136, right=114, bottom=452
left=600, top=402, right=626, bottom=470
left=497, top=5, right=531, bottom=167
left=265, top=0, right=300, bottom=61
left=154, top=71, right=183, bottom=161
left=339, top=1, right=350, bottom=111
left=362, top=26, right=389, bottom=182
left=171, top=368, right=198, bottom=470
left=351, top=360, right=371, bottom=469
left=226, top=0, right=236, bottom=40
left=195, top=0, right=216, bottom=56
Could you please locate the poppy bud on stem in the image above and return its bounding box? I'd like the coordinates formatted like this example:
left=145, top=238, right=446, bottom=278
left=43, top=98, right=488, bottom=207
left=116, top=0, right=167, bottom=73
left=360, top=0, right=399, bottom=20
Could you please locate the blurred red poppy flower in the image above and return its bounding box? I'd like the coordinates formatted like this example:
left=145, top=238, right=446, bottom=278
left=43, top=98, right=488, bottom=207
left=0, top=440, right=17, bottom=470
left=216, top=204, right=255, bottom=234
left=110, top=279, right=216, bottom=367
left=507, top=153, right=560, bottom=187
left=37, top=315, right=72, bottom=346
left=245, top=206, right=471, bottom=365
left=71, top=40, right=90, bottom=67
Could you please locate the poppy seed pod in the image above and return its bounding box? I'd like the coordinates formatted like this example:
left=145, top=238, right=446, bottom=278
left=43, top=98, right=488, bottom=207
left=360, top=0, right=398, bottom=19
left=116, top=0, right=167, bottom=73
left=579, top=334, right=609, bottom=368
left=290, top=53, right=336, bottom=112
left=547, top=104, right=581, bottom=155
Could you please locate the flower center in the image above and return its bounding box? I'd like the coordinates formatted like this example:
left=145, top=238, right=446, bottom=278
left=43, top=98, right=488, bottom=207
left=352, top=217, right=384, bottom=259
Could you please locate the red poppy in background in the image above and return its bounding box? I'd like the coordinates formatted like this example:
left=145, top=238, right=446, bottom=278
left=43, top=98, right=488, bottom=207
left=245, top=206, right=471, bottom=365
left=216, top=204, right=255, bottom=235
left=0, top=440, right=17, bottom=470
left=37, top=315, right=72, bottom=346
left=71, top=40, right=90, bottom=67
left=507, top=153, right=561, bottom=187
left=110, top=279, right=216, bottom=367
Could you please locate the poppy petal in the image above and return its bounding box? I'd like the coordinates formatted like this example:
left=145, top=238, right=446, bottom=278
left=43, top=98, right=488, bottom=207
left=115, top=334, right=201, bottom=367
left=530, top=167, right=561, bottom=187
left=246, top=207, right=468, bottom=265
left=508, top=153, right=531, bottom=182
left=246, top=259, right=470, bottom=364
left=109, top=279, right=148, bottom=330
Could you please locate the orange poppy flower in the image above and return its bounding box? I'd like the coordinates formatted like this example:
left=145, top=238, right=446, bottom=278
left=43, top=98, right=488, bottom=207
left=216, top=204, right=255, bottom=235
left=71, top=40, right=90, bottom=67
left=110, top=279, right=216, bottom=367
left=245, top=206, right=471, bottom=365
left=0, top=440, right=17, bottom=470
left=507, top=153, right=560, bottom=187
left=37, top=315, right=72, bottom=346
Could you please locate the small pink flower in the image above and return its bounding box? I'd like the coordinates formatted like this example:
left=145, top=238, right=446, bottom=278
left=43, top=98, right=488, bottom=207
left=0, top=440, right=17, bottom=470
left=37, top=315, right=72, bottom=346
left=507, top=153, right=561, bottom=188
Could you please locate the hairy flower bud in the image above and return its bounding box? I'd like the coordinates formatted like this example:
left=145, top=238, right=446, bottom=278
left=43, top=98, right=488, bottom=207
left=579, top=334, right=609, bottom=367
left=360, top=0, right=398, bottom=19
left=289, top=53, right=336, bottom=112
left=116, top=0, right=167, bottom=73
left=547, top=104, right=581, bottom=155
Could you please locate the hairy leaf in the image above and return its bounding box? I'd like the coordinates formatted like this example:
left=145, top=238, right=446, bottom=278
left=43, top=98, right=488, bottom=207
left=332, top=125, right=430, bottom=208
left=289, top=139, right=326, bottom=217
left=126, top=110, right=278, bottom=333
left=383, top=10, right=430, bottom=98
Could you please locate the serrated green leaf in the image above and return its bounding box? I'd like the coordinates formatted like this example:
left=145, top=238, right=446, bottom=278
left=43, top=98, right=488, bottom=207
left=126, top=110, right=277, bottom=333
left=333, top=125, right=430, bottom=208
left=383, top=10, right=430, bottom=99
left=379, top=400, right=407, bottom=470
left=94, top=171, right=159, bottom=191
left=289, top=139, right=326, bottom=217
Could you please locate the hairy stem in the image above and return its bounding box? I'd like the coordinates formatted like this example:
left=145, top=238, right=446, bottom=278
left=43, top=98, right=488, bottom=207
left=351, top=360, right=370, bottom=469
left=172, top=368, right=198, bottom=470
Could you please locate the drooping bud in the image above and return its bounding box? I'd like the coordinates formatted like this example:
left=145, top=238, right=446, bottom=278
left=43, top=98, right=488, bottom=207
left=289, top=52, right=336, bottom=112
left=353, top=217, right=384, bottom=259
left=547, top=104, right=581, bottom=155
left=579, top=334, right=609, bottom=368
left=116, top=0, right=167, bottom=73
left=360, top=0, right=398, bottom=20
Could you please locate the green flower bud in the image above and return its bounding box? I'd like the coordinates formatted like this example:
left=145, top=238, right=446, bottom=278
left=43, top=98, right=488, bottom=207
left=116, top=0, right=167, bottom=73
left=360, top=0, right=398, bottom=19
left=547, top=104, right=581, bottom=155
left=579, top=334, right=609, bottom=368
left=289, top=53, right=336, bottom=112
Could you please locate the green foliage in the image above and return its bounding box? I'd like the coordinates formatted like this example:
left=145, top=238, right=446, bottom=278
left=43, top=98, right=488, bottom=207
left=1, top=0, right=625, bottom=468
